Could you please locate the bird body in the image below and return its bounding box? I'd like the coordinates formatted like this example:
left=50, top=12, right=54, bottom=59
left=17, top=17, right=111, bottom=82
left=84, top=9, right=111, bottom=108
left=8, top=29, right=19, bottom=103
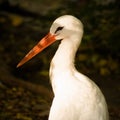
left=17, top=15, right=109, bottom=120
left=49, top=68, right=108, bottom=120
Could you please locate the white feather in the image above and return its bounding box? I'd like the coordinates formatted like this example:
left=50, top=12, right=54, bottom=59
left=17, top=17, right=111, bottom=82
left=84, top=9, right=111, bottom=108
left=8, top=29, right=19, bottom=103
left=48, top=15, right=109, bottom=120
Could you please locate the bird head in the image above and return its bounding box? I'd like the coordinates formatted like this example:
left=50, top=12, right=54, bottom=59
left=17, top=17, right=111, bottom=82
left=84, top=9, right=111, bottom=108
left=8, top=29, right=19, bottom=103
left=17, top=15, right=83, bottom=67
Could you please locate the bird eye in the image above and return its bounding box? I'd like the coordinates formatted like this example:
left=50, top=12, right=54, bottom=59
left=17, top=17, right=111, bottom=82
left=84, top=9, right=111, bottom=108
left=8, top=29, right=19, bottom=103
left=55, top=26, right=64, bottom=34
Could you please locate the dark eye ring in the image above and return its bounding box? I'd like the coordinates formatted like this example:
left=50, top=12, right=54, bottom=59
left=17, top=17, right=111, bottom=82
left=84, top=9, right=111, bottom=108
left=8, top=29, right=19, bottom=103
left=55, top=26, right=64, bottom=34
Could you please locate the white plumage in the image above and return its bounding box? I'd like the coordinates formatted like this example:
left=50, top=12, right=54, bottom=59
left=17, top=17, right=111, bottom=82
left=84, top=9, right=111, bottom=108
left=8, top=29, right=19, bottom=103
left=49, top=15, right=109, bottom=120
left=17, top=15, right=109, bottom=120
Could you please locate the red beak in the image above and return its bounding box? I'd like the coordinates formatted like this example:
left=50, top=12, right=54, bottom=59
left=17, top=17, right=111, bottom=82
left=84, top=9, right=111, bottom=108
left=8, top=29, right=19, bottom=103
left=17, top=33, right=56, bottom=67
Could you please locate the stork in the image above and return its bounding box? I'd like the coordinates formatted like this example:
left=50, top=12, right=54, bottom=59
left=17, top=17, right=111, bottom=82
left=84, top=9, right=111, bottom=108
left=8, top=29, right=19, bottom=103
left=17, top=15, right=109, bottom=120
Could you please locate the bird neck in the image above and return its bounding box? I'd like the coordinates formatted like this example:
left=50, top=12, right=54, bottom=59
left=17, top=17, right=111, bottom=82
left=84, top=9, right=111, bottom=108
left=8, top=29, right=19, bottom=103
left=51, top=38, right=79, bottom=70
left=49, top=36, right=82, bottom=94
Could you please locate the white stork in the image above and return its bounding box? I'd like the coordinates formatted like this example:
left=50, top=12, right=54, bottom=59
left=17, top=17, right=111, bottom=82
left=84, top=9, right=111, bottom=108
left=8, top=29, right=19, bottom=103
left=17, top=15, right=109, bottom=120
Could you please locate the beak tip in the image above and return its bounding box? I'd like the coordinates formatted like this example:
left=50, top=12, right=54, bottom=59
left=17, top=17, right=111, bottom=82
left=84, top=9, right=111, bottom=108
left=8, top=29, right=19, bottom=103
left=16, top=65, right=19, bottom=68
left=16, top=63, right=21, bottom=68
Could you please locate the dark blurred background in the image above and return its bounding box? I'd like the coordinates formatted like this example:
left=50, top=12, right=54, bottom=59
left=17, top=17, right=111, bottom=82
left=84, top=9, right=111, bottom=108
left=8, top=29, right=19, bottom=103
left=0, top=0, right=120, bottom=119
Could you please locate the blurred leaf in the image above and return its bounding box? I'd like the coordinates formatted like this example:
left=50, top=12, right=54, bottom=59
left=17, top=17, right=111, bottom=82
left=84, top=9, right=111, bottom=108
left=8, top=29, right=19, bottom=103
left=100, top=67, right=110, bottom=76
left=98, top=59, right=107, bottom=67
left=8, top=14, right=23, bottom=26
left=78, top=54, right=88, bottom=61
left=16, top=113, right=32, bottom=120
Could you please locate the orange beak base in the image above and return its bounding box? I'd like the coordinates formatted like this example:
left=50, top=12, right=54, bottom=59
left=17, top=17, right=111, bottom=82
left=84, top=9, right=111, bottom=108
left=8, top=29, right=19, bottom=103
left=17, top=33, right=56, bottom=68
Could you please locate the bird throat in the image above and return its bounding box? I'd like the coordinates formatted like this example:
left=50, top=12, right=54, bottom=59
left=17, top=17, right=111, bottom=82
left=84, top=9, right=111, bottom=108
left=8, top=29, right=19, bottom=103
left=52, top=40, right=77, bottom=70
